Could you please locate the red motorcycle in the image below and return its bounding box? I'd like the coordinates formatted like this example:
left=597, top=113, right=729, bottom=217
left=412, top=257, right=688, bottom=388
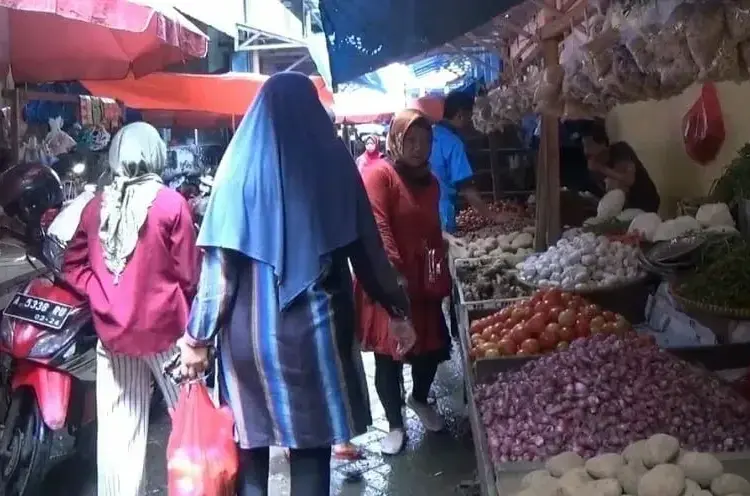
left=0, top=163, right=97, bottom=496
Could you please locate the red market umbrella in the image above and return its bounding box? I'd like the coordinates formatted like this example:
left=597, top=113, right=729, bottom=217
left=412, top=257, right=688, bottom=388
left=0, top=0, right=209, bottom=83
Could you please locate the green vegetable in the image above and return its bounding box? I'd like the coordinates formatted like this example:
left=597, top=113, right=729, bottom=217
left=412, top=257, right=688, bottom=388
left=677, top=236, right=750, bottom=308
left=710, top=144, right=750, bottom=208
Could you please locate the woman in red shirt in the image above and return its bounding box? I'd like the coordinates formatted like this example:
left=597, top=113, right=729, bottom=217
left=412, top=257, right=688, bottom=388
left=63, top=122, right=199, bottom=496
left=356, top=109, right=451, bottom=455
left=355, top=135, right=383, bottom=172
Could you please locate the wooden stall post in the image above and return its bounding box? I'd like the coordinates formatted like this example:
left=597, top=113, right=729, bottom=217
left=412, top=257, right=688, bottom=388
left=534, top=38, right=561, bottom=251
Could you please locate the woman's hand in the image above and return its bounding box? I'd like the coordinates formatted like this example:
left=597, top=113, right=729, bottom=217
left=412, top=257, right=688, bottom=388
left=389, top=318, right=417, bottom=357
left=177, top=338, right=210, bottom=380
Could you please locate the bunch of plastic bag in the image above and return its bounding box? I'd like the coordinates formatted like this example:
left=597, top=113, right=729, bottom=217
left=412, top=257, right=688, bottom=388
left=44, top=117, right=76, bottom=157
left=167, top=384, right=239, bottom=496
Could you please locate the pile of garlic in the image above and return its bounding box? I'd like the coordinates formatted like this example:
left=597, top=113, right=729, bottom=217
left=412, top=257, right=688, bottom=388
left=517, top=232, right=644, bottom=291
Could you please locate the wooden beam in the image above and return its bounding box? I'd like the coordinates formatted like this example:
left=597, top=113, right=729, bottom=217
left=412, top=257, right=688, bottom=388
left=498, top=20, right=539, bottom=42
left=534, top=38, right=561, bottom=250
left=530, top=0, right=588, bottom=37
left=539, top=0, right=588, bottom=40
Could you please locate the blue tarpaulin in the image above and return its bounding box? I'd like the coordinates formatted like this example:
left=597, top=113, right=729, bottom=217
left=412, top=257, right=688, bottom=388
left=319, top=0, right=524, bottom=87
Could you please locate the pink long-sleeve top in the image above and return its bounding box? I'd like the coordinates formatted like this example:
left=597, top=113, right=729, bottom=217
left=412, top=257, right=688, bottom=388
left=62, top=187, right=200, bottom=356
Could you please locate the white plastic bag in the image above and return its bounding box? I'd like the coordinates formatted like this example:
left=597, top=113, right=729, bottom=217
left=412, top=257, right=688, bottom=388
left=597, top=189, right=626, bottom=219
left=44, top=117, right=76, bottom=156
left=628, top=212, right=662, bottom=241
left=47, top=190, right=96, bottom=245
left=617, top=208, right=645, bottom=222
left=652, top=216, right=701, bottom=241
left=695, top=202, right=735, bottom=227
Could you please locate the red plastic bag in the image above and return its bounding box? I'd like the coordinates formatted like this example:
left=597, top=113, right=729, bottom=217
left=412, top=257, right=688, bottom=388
left=167, top=384, right=239, bottom=496
left=682, top=82, right=725, bottom=165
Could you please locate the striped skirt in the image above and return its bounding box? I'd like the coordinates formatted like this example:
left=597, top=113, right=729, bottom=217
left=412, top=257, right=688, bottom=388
left=217, top=258, right=371, bottom=449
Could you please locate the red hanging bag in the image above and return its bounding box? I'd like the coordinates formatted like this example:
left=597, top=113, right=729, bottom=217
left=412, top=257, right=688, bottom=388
left=167, top=383, right=239, bottom=496
left=682, top=82, right=725, bottom=165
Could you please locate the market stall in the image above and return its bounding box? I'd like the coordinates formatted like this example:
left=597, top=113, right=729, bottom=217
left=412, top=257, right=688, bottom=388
left=436, top=1, right=750, bottom=495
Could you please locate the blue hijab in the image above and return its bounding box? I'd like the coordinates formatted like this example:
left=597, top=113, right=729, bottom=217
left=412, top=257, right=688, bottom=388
left=198, top=72, right=361, bottom=308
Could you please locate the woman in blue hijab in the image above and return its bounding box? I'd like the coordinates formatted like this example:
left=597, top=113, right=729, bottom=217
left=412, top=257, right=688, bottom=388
left=177, top=72, right=416, bottom=495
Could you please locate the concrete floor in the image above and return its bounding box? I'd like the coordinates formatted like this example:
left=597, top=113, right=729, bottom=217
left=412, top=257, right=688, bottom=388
left=40, top=349, right=478, bottom=495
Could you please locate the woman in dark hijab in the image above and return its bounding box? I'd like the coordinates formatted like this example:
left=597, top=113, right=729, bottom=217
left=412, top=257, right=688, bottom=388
left=177, top=73, right=416, bottom=496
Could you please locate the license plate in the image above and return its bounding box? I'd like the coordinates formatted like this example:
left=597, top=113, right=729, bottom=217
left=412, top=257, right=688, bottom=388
left=3, top=294, right=74, bottom=331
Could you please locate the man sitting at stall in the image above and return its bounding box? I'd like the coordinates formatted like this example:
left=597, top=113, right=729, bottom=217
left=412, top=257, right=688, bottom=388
left=581, top=123, right=660, bottom=213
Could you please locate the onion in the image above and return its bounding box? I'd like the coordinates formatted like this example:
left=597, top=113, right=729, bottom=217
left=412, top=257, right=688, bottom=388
left=476, top=334, right=750, bottom=463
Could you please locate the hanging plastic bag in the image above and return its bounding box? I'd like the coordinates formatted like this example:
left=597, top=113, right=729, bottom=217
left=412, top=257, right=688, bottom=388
left=654, top=0, right=699, bottom=95
left=167, top=383, right=238, bottom=496
left=44, top=117, right=76, bottom=156
left=683, top=82, right=725, bottom=165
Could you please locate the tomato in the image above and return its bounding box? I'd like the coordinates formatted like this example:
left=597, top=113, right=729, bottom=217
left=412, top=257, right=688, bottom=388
left=520, top=338, right=541, bottom=354
left=511, top=307, right=527, bottom=321
left=547, top=306, right=564, bottom=323
left=558, top=309, right=576, bottom=327
left=613, top=317, right=630, bottom=335
left=516, top=350, right=532, bottom=357
left=525, top=314, right=547, bottom=336
left=590, top=316, right=606, bottom=334
left=533, top=301, right=551, bottom=316
left=470, top=334, right=484, bottom=346
left=498, top=338, right=518, bottom=355
left=506, top=315, right=522, bottom=328
left=510, top=326, right=531, bottom=344
left=556, top=341, right=570, bottom=351
left=539, top=329, right=560, bottom=350
left=481, top=327, right=495, bottom=340
left=574, top=319, right=591, bottom=339
left=558, top=325, right=574, bottom=341
left=469, top=347, right=479, bottom=360
left=529, top=293, right=544, bottom=306
left=582, top=304, right=601, bottom=318
left=498, top=307, right=513, bottom=322
left=602, top=322, right=617, bottom=335
left=543, top=288, right=563, bottom=306
left=602, top=310, right=616, bottom=322
left=560, top=292, right=573, bottom=304
left=484, top=346, right=501, bottom=359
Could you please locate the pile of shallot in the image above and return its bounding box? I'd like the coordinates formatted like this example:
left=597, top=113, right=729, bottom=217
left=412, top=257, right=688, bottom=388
left=456, top=201, right=534, bottom=235
left=476, top=334, right=750, bottom=464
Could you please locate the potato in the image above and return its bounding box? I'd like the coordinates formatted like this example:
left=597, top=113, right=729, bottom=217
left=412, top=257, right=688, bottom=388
left=521, top=470, right=555, bottom=489
left=677, top=452, right=723, bottom=488
left=710, top=473, right=750, bottom=496
left=682, top=479, right=703, bottom=496
left=616, top=461, right=645, bottom=494
left=644, top=434, right=680, bottom=467
left=546, top=452, right=584, bottom=477
left=581, top=478, right=621, bottom=496
left=559, top=467, right=593, bottom=495
left=585, top=453, right=624, bottom=479
left=622, top=440, right=647, bottom=465
left=638, top=464, right=685, bottom=496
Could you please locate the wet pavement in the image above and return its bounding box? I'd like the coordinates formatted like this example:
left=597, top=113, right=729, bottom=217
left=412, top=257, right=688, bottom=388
left=41, top=349, right=478, bottom=495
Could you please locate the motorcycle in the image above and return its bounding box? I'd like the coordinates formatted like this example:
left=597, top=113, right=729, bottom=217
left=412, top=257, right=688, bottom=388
left=0, top=195, right=97, bottom=496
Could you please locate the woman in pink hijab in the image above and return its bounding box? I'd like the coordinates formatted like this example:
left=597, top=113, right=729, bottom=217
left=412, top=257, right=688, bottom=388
left=356, top=135, right=383, bottom=172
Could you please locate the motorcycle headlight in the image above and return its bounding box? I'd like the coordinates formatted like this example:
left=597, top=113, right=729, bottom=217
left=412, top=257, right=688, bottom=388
left=28, top=326, right=77, bottom=358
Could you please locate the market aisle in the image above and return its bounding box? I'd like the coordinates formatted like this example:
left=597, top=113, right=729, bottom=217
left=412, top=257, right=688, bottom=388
left=43, top=347, right=476, bottom=495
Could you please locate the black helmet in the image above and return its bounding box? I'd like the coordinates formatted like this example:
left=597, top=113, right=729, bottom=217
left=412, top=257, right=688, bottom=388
left=0, top=162, right=64, bottom=226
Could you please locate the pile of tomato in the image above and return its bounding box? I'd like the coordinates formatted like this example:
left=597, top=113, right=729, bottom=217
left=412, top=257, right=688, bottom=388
left=468, top=288, right=631, bottom=360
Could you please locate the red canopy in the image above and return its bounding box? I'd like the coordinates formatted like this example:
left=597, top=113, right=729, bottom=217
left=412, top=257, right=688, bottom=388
left=82, top=72, right=335, bottom=128
left=0, top=0, right=208, bottom=83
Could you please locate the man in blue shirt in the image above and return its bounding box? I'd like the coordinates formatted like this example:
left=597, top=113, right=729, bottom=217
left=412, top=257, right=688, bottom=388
left=429, top=90, right=506, bottom=233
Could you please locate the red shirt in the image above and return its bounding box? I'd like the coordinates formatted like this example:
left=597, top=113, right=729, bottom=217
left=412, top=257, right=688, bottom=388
left=354, top=161, right=448, bottom=358
left=63, top=188, right=199, bottom=356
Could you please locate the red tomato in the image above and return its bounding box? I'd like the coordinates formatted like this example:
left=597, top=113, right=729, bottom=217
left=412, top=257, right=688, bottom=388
left=590, top=316, right=606, bottom=334
left=529, top=293, right=544, bottom=306
left=558, top=326, right=574, bottom=342
left=506, top=315, right=522, bottom=328
left=481, top=327, right=495, bottom=340
left=510, top=326, right=531, bottom=345
left=574, top=319, right=591, bottom=339
left=511, top=307, right=527, bottom=321
left=545, top=322, right=561, bottom=334
left=525, top=314, right=547, bottom=336
left=602, top=310, right=616, bottom=322
left=498, top=338, right=518, bottom=355
left=533, top=301, right=551, bottom=316
left=543, top=288, right=563, bottom=306
left=560, top=292, right=573, bottom=304
left=558, top=309, right=576, bottom=327
left=547, top=306, right=564, bottom=323
left=470, top=322, right=484, bottom=335
left=498, top=307, right=513, bottom=322
left=539, top=329, right=560, bottom=350
left=520, top=338, right=541, bottom=354
left=484, top=346, right=501, bottom=358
